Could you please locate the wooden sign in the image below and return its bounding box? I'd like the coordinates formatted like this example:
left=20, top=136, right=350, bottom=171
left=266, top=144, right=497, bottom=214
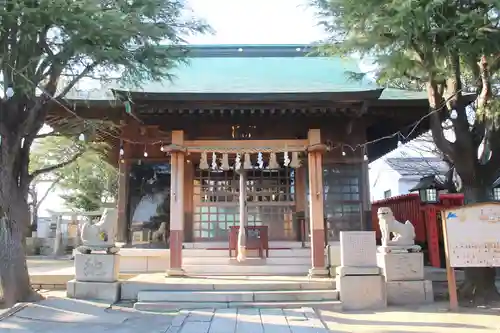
left=442, top=202, right=500, bottom=268
left=441, top=202, right=500, bottom=311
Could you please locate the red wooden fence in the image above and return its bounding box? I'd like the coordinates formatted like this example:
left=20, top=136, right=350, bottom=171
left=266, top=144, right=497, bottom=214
left=371, top=193, right=464, bottom=268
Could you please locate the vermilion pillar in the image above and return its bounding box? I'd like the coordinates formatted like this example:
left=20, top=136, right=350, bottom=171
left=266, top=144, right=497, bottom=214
left=425, top=206, right=441, bottom=268
left=167, top=130, right=186, bottom=276
left=307, top=129, right=328, bottom=277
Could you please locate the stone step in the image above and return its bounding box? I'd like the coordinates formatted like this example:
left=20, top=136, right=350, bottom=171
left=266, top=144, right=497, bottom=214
left=182, top=241, right=309, bottom=249
left=121, top=279, right=336, bottom=300
left=183, top=256, right=312, bottom=265
left=138, top=289, right=339, bottom=303
left=183, top=249, right=311, bottom=258
left=182, top=264, right=310, bottom=275
left=133, top=300, right=342, bottom=312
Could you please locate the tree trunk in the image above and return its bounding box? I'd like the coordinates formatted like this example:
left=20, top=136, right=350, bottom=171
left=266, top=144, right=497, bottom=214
left=0, top=172, right=41, bottom=308
left=30, top=187, right=38, bottom=234
left=0, top=216, right=34, bottom=308
left=458, top=186, right=500, bottom=306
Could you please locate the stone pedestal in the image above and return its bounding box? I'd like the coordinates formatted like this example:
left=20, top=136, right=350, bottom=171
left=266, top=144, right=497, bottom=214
left=166, top=267, right=186, bottom=277
left=74, top=253, right=120, bottom=282
left=308, top=267, right=329, bottom=277
left=377, top=251, right=434, bottom=305
left=338, top=275, right=387, bottom=311
left=67, top=253, right=121, bottom=303
left=336, top=231, right=387, bottom=310
left=386, top=280, right=434, bottom=305
left=67, top=280, right=120, bottom=302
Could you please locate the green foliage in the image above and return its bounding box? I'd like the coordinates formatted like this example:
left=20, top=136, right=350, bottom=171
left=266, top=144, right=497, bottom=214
left=0, top=0, right=211, bottom=95
left=312, top=0, right=500, bottom=86
left=0, top=0, right=211, bottom=191
left=30, top=135, right=85, bottom=177
left=30, top=135, right=118, bottom=212
left=58, top=154, right=118, bottom=212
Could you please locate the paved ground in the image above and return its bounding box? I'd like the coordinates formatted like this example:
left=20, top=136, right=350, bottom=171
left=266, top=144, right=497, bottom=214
left=1, top=296, right=500, bottom=333
left=27, top=258, right=74, bottom=275
left=319, top=304, right=500, bottom=333
left=0, top=298, right=327, bottom=333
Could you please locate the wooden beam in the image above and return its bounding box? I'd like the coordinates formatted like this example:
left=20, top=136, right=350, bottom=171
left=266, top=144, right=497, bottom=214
left=183, top=139, right=308, bottom=153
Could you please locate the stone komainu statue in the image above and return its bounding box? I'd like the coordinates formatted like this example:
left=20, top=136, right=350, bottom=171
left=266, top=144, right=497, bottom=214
left=78, top=208, right=119, bottom=254
left=377, top=206, right=416, bottom=247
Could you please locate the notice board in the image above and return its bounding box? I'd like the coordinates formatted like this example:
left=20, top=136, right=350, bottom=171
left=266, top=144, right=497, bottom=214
left=442, top=202, right=500, bottom=268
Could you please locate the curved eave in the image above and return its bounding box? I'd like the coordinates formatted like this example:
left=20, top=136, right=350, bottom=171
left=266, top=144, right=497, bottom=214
left=373, top=92, right=477, bottom=107
left=110, top=89, right=384, bottom=102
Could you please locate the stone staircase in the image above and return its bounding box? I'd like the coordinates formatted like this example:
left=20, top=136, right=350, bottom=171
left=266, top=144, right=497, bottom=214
left=128, top=277, right=339, bottom=312
left=181, top=248, right=314, bottom=276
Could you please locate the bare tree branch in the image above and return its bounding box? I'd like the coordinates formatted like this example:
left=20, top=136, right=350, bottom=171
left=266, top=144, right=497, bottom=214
left=36, top=176, right=63, bottom=210
left=57, top=62, right=99, bottom=98
left=427, top=81, right=455, bottom=158
left=30, top=149, right=85, bottom=179
left=34, top=131, right=64, bottom=139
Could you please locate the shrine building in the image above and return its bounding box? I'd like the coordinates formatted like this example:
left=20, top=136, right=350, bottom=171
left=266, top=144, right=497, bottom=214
left=50, top=44, right=432, bottom=276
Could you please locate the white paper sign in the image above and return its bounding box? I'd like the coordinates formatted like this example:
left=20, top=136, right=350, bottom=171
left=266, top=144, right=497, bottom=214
left=443, top=203, right=500, bottom=267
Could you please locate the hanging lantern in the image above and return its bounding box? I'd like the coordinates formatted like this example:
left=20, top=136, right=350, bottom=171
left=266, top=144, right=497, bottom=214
left=284, top=152, right=290, bottom=167
left=243, top=153, right=252, bottom=169
left=221, top=153, right=230, bottom=170
left=200, top=152, right=209, bottom=170
left=268, top=152, right=279, bottom=169
left=290, top=152, right=301, bottom=168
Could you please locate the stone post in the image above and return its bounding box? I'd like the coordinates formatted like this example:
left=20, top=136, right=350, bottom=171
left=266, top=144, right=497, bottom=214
left=336, top=231, right=387, bottom=310
left=53, top=215, right=64, bottom=256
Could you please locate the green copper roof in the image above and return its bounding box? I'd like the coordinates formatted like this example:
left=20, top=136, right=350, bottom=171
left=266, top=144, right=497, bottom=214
left=66, top=44, right=427, bottom=101
left=127, top=56, right=371, bottom=93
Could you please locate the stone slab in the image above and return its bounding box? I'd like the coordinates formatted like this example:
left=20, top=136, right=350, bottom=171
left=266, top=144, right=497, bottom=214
left=75, top=253, right=120, bottom=282
left=377, top=245, right=422, bottom=253
left=386, top=280, right=434, bottom=305
left=134, top=301, right=342, bottom=312
left=327, top=242, right=341, bottom=267
left=335, top=266, right=380, bottom=277
left=137, top=289, right=339, bottom=303
left=340, top=231, right=377, bottom=267
left=308, top=267, right=329, bottom=277
left=377, top=252, right=424, bottom=281
left=66, top=279, right=120, bottom=303
left=337, top=274, right=387, bottom=311
left=166, top=268, right=186, bottom=277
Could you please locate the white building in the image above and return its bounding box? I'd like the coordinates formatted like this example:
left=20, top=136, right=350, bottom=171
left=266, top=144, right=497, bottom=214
left=369, top=157, right=449, bottom=201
